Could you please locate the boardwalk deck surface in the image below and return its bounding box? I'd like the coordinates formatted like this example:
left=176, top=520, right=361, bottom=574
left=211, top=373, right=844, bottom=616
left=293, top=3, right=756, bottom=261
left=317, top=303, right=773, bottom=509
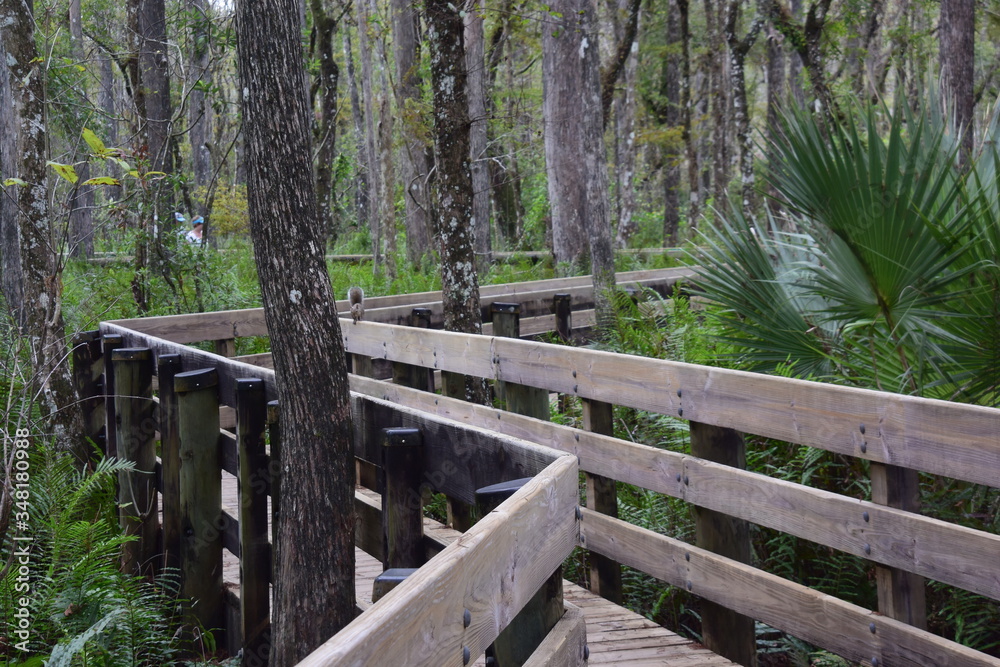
left=219, top=472, right=737, bottom=666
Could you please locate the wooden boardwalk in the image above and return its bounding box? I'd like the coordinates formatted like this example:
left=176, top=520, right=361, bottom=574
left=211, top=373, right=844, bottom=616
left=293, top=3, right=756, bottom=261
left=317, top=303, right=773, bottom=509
left=219, top=474, right=737, bottom=666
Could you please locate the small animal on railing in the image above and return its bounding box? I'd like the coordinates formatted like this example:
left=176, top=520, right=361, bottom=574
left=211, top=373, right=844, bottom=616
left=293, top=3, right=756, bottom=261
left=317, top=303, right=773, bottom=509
left=348, top=286, right=365, bottom=323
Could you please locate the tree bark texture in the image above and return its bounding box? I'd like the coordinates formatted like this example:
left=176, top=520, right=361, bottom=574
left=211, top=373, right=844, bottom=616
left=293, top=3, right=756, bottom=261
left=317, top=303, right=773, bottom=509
left=189, top=0, right=212, bottom=209
left=310, top=0, right=340, bottom=245
left=465, top=0, right=493, bottom=272
left=679, top=0, right=699, bottom=229
left=391, top=0, right=434, bottom=265
left=939, top=0, right=975, bottom=157
left=343, top=30, right=371, bottom=237
left=235, top=0, right=356, bottom=661
left=371, top=0, right=398, bottom=281
left=611, top=0, right=640, bottom=249
left=425, top=0, right=489, bottom=404
left=68, top=0, right=94, bottom=259
left=658, top=0, right=682, bottom=246
left=0, top=36, right=23, bottom=325
left=543, top=0, right=616, bottom=327
left=725, top=1, right=763, bottom=214
left=1, top=0, right=86, bottom=456
left=356, top=0, right=384, bottom=274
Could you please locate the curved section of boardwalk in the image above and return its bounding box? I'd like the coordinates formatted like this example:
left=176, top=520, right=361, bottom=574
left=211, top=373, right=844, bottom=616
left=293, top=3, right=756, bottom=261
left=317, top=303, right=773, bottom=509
left=219, top=477, right=737, bottom=666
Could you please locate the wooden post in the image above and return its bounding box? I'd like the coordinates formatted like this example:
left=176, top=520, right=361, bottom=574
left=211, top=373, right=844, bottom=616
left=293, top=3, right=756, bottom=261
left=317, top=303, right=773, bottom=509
left=213, top=338, right=236, bottom=358
left=582, top=399, right=622, bottom=605
left=689, top=421, right=757, bottom=667
left=492, top=302, right=549, bottom=420
left=371, top=567, right=418, bottom=603
left=112, top=347, right=158, bottom=578
left=157, top=354, right=182, bottom=574
left=393, top=311, right=432, bottom=391
left=71, top=330, right=105, bottom=448
left=477, top=478, right=564, bottom=667
left=871, top=462, right=927, bottom=629
left=267, top=399, right=282, bottom=588
left=553, top=293, right=571, bottom=342
left=381, top=428, right=424, bottom=569
left=236, top=378, right=270, bottom=662
left=175, top=368, right=223, bottom=638
left=101, top=334, right=123, bottom=458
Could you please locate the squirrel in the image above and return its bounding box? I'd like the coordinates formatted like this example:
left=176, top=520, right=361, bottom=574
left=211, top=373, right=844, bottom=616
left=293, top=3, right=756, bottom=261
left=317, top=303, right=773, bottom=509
left=348, top=286, right=365, bottom=323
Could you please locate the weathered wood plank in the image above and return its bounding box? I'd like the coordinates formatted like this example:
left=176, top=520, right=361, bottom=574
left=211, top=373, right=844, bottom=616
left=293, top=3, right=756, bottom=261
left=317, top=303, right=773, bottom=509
left=112, top=348, right=158, bottom=578
left=106, top=268, right=693, bottom=342
left=580, top=510, right=1000, bottom=667
left=299, top=455, right=579, bottom=667
left=352, top=394, right=561, bottom=505
left=341, top=325, right=1000, bottom=488
left=521, top=604, right=587, bottom=667
left=349, top=376, right=1000, bottom=602
left=176, top=368, right=224, bottom=639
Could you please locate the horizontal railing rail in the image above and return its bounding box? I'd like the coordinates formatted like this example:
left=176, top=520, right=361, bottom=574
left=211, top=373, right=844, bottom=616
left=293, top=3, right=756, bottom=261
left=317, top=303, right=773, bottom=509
left=92, top=296, right=1000, bottom=666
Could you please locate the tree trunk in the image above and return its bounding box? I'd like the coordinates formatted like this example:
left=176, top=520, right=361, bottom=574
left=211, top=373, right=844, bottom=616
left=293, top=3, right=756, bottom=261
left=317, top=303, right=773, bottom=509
left=68, top=0, right=94, bottom=259
left=356, top=1, right=383, bottom=274
left=939, top=0, right=975, bottom=157
left=189, top=0, right=211, bottom=216
left=310, top=0, right=340, bottom=246
left=0, top=36, right=24, bottom=326
left=465, top=0, right=492, bottom=272
left=391, top=0, right=434, bottom=265
left=659, top=0, right=683, bottom=246
left=343, top=30, right=371, bottom=240
left=488, top=12, right=526, bottom=247
left=543, top=0, right=616, bottom=326
left=373, top=1, right=397, bottom=281
left=235, top=0, right=356, bottom=661
left=679, top=0, right=699, bottom=230
left=765, top=22, right=786, bottom=213
left=425, top=0, right=489, bottom=404
left=725, top=1, right=763, bottom=214
left=1, top=0, right=86, bottom=457
left=611, top=0, right=641, bottom=249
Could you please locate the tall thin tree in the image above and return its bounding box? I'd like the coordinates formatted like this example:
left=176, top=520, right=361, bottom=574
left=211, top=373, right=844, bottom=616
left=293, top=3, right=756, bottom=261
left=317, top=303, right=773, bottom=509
left=235, top=0, right=356, bottom=661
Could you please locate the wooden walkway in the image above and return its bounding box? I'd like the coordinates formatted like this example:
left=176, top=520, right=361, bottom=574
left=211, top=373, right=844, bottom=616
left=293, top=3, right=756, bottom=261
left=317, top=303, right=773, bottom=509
left=219, top=474, right=737, bottom=666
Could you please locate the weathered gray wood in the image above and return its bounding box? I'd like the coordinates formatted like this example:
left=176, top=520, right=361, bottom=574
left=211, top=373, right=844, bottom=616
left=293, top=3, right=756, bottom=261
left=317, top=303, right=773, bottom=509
left=350, top=375, right=1000, bottom=602
left=493, top=302, right=549, bottom=420
left=107, top=267, right=695, bottom=342
left=872, top=462, right=927, bottom=629
left=372, top=568, right=418, bottom=603
left=351, top=394, right=561, bottom=505
left=236, top=378, right=270, bottom=663
left=157, top=353, right=182, bottom=574
left=112, top=347, right=158, bottom=577
left=176, top=367, right=224, bottom=639
left=71, top=330, right=105, bottom=446
left=521, top=604, right=587, bottom=667
left=581, top=399, right=621, bottom=605
left=214, top=338, right=236, bottom=357
left=580, top=510, right=1000, bottom=667
left=689, top=421, right=756, bottom=667
left=101, top=334, right=123, bottom=458
left=478, top=478, right=565, bottom=667
left=299, top=455, right=579, bottom=667
left=382, top=428, right=425, bottom=569
left=391, top=309, right=434, bottom=392
left=337, top=322, right=1000, bottom=489
left=553, top=294, right=571, bottom=342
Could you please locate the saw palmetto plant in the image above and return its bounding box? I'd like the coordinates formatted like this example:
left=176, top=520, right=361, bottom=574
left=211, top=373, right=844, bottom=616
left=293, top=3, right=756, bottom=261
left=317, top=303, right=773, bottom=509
left=692, top=100, right=1000, bottom=403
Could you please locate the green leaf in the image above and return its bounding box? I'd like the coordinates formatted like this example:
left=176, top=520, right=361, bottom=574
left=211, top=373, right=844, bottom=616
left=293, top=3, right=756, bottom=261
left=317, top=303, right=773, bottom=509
left=82, top=176, right=121, bottom=186
left=47, top=161, right=79, bottom=184
left=110, top=157, right=134, bottom=172
left=3, top=177, right=28, bottom=187
left=82, top=127, right=107, bottom=155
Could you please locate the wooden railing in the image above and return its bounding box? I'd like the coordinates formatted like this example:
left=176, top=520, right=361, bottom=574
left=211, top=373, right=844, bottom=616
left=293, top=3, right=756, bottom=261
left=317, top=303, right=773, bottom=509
left=89, top=280, right=1000, bottom=667
left=76, top=323, right=584, bottom=665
